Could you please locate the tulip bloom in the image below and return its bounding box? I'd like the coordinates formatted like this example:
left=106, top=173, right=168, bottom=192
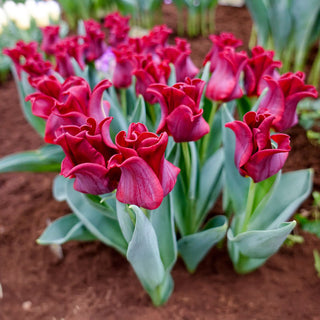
left=147, top=78, right=210, bottom=142
left=203, top=32, right=243, bottom=72
left=26, top=77, right=112, bottom=143
left=157, top=38, right=198, bottom=82
left=40, top=25, right=60, bottom=56
left=133, top=54, right=170, bottom=104
left=244, top=46, right=282, bottom=97
left=225, top=111, right=291, bottom=183
left=110, top=123, right=180, bottom=209
left=257, top=72, right=318, bottom=131
left=104, top=12, right=130, bottom=47
left=56, top=121, right=180, bottom=210
left=205, top=47, right=247, bottom=102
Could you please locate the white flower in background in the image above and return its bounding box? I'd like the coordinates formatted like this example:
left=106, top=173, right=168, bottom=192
left=25, top=0, right=38, bottom=16
left=32, top=2, right=50, bottom=27
left=0, top=8, right=8, bottom=27
left=3, top=1, right=17, bottom=20
left=13, top=3, right=31, bottom=30
left=47, top=0, right=61, bottom=22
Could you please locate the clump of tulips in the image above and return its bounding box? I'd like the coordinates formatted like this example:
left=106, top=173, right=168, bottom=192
left=1, top=12, right=318, bottom=305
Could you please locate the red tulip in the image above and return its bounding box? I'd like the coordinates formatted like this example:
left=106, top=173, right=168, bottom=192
left=148, top=78, right=210, bottom=142
left=83, top=19, right=106, bottom=62
left=104, top=12, right=130, bottom=47
left=110, top=123, right=180, bottom=209
left=40, top=25, right=60, bottom=56
left=204, top=32, right=243, bottom=72
left=205, top=47, right=248, bottom=102
left=244, top=46, right=282, bottom=97
left=133, top=54, right=170, bottom=104
left=157, top=38, right=198, bottom=82
left=257, top=72, right=318, bottom=131
left=225, top=111, right=291, bottom=183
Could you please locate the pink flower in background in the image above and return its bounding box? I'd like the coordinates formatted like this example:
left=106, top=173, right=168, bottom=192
left=83, top=19, right=106, bottom=62
left=204, top=32, right=243, bottom=72
left=148, top=78, right=209, bottom=142
left=3, top=41, right=52, bottom=80
left=133, top=54, right=170, bottom=104
left=225, top=111, right=291, bottom=183
left=40, top=25, right=60, bottom=56
left=257, top=72, right=318, bottom=131
left=157, top=38, right=198, bottom=82
left=110, top=123, right=180, bottom=209
left=112, top=45, right=136, bottom=88
left=104, top=12, right=130, bottom=47
left=205, top=47, right=247, bottom=102
left=244, top=46, right=282, bottom=97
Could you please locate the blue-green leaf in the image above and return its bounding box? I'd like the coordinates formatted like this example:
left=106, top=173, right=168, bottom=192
left=64, top=179, right=127, bottom=254
left=37, top=213, right=96, bottom=245
left=127, top=206, right=165, bottom=292
left=150, top=194, right=177, bottom=271
left=116, top=201, right=135, bottom=243
left=178, top=215, right=228, bottom=272
left=221, top=104, right=250, bottom=214
left=0, top=144, right=63, bottom=173
left=130, top=94, right=146, bottom=124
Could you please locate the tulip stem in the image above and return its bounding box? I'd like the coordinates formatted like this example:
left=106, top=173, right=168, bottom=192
left=200, top=101, right=218, bottom=165
left=239, top=178, right=257, bottom=234
left=181, top=142, right=191, bottom=186
left=120, top=88, right=127, bottom=117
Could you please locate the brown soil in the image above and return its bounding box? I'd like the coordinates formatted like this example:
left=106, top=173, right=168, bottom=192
left=1, top=4, right=320, bottom=320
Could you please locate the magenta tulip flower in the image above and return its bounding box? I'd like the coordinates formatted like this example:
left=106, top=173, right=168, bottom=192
left=225, top=111, right=291, bottom=183
left=157, top=38, right=198, bottom=82
left=104, top=12, right=130, bottom=47
left=205, top=47, right=248, bottom=102
left=244, top=46, right=282, bottom=97
left=40, top=25, right=60, bottom=56
left=26, top=77, right=112, bottom=143
left=109, top=123, right=180, bottom=209
left=147, top=78, right=210, bottom=142
left=56, top=117, right=119, bottom=195
left=257, top=72, right=318, bottom=131
left=133, top=54, right=170, bottom=104
left=203, top=32, right=243, bottom=72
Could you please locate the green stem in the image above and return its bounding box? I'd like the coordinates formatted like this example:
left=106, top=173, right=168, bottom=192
left=120, top=88, right=127, bottom=117
left=308, top=43, right=320, bottom=87
left=248, top=26, right=257, bottom=50
left=181, top=142, right=191, bottom=184
left=177, top=7, right=184, bottom=36
left=208, top=7, right=215, bottom=34
left=200, top=101, right=218, bottom=164
left=239, top=178, right=256, bottom=234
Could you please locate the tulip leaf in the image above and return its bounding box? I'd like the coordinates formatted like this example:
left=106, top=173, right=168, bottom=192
left=267, top=0, right=292, bottom=53
left=116, top=201, right=135, bottom=243
left=12, top=68, right=46, bottom=137
left=221, top=104, right=250, bottom=215
left=168, top=63, right=176, bottom=87
left=245, top=0, right=270, bottom=46
left=37, top=213, right=96, bottom=245
left=63, top=178, right=127, bottom=254
left=228, top=221, right=296, bottom=273
left=196, top=148, right=224, bottom=228
left=178, top=215, right=228, bottom=272
left=248, top=169, right=313, bottom=230
left=130, top=94, right=146, bottom=124
left=53, top=175, right=68, bottom=202
left=127, top=206, right=166, bottom=292
left=150, top=194, right=177, bottom=271
left=0, top=144, right=64, bottom=173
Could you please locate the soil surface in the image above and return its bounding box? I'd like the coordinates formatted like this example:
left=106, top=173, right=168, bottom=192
left=1, top=4, right=320, bottom=320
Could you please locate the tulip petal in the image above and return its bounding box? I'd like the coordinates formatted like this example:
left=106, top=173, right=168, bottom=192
left=225, top=121, right=253, bottom=169
left=116, top=157, right=164, bottom=210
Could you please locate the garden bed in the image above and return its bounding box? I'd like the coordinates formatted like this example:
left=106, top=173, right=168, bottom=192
left=1, top=4, right=320, bottom=320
